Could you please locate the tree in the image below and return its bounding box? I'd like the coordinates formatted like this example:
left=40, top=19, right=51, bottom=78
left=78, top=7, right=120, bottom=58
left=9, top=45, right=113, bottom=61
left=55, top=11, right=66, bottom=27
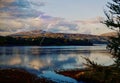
left=104, top=0, right=120, bottom=67
left=81, top=1, right=120, bottom=82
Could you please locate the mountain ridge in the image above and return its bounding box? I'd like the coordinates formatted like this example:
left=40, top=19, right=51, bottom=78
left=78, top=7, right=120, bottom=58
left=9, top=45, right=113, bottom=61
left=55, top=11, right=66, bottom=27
left=100, top=32, right=117, bottom=37
left=9, top=30, right=108, bottom=44
left=10, top=30, right=100, bottom=39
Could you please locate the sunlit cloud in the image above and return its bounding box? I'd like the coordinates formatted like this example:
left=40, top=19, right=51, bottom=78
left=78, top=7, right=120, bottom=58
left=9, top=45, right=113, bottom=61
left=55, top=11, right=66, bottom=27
left=75, top=17, right=103, bottom=25
left=0, top=0, right=45, bottom=35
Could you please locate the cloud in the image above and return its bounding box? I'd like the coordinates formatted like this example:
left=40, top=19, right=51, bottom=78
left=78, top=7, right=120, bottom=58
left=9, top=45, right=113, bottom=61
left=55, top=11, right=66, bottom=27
left=15, top=18, right=43, bottom=32
left=0, top=0, right=46, bottom=20
left=47, top=21, right=78, bottom=33
left=74, top=17, right=113, bottom=35
left=0, top=0, right=45, bottom=9
left=0, top=17, right=44, bottom=34
left=0, top=19, right=23, bottom=32
left=54, top=21, right=78, bottom=30
left=0, top=0, right=45, bottom=18
left=40, top=16, right=112, bottom=35
left=0, top=0, right=113, bottom=36
left=29, top=0, right=46, bottom=7
left=38, top=16, right=112, bottom=35
left=0, top=0, right=46, bottom=35
left=75, top=17, right=104, bottom=25
left=0, top=0, right=15, bottom=8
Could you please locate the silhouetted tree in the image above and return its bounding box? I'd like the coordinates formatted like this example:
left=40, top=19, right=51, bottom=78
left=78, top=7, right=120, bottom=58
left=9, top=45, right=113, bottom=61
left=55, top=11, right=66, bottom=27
left=104, top=0, right=120, bottom=67
left=81, top=1, right=120, bottom=82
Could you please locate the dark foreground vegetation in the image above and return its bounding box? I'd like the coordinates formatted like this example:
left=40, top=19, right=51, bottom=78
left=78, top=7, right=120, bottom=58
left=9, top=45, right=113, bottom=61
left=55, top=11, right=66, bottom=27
left=57, top=65, right=120, bottom=83
left=0, top=36, right=93, bottom=46
left=0, top=68, right=54, bottom=83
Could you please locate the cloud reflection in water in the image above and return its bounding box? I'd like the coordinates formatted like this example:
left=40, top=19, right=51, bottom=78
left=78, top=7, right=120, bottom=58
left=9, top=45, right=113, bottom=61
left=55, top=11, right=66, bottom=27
left=0, top=46, right=114, bottom=71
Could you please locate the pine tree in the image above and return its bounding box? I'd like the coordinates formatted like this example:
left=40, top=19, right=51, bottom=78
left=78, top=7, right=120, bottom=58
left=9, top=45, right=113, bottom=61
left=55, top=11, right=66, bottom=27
left=104, top=0, right=120, bottom=67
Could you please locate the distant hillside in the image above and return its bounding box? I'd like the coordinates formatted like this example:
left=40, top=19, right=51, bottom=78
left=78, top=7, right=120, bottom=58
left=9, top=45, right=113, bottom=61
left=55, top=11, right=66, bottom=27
left=100, top=32, right=117, bottom=37
left=10, top=30, right=102, bottom=39
left=9, top=30, right=109, bottom=44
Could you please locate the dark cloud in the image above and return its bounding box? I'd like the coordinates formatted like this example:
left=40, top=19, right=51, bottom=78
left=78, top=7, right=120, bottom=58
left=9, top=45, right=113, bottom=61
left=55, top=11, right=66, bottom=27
left=30, top=1, right=45, bottom=6
left=0, top=0, right=15, bottom=8
left=0, top=0, right=45, bottom=18
left=10, top=0, right=30, bottom=8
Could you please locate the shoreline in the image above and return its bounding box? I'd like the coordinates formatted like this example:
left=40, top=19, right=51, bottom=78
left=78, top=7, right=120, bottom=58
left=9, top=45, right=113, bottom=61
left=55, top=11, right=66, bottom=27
left=0, top=67, right=94, bottom=83
left=55, top=68, right=93, bottom=82
left=0, top=67, right=98, bottom=83
left=1, top=67, right=118, bottom=83
left=0, top=68, right=55, bottom=83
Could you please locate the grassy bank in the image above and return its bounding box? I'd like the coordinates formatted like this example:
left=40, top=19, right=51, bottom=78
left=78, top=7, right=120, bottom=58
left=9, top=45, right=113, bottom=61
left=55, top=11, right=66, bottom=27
left=56, top=66, right=120, bottom=83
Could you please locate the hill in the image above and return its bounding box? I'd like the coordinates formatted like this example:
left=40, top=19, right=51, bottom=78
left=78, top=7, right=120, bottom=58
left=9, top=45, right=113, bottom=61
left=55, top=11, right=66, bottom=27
left=100, top=32, right=117, bottom=37
left=9, top=30, right=108, bottom=45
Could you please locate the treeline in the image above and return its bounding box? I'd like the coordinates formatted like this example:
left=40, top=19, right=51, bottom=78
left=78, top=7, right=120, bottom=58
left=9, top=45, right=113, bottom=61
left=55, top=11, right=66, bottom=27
left=0, top=36, right=93, bottom=46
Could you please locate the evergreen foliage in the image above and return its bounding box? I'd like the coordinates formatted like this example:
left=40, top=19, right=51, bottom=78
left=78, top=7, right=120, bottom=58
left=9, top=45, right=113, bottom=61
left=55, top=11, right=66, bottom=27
left=104, top=0, right=120, bottom=67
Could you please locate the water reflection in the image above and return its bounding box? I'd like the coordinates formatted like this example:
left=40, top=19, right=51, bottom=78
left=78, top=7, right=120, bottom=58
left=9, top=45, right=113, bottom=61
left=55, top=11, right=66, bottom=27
left=0, top=46, right=114, bottom=71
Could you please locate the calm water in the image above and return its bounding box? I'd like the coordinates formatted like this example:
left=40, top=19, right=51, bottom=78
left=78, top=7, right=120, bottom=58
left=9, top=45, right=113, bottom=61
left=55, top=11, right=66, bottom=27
left=0, top=45, right=114, bottom=71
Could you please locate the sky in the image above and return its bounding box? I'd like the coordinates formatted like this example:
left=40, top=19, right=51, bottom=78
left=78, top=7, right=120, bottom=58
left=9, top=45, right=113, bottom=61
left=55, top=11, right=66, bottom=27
left=0, top=0, right=113, bottom=36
